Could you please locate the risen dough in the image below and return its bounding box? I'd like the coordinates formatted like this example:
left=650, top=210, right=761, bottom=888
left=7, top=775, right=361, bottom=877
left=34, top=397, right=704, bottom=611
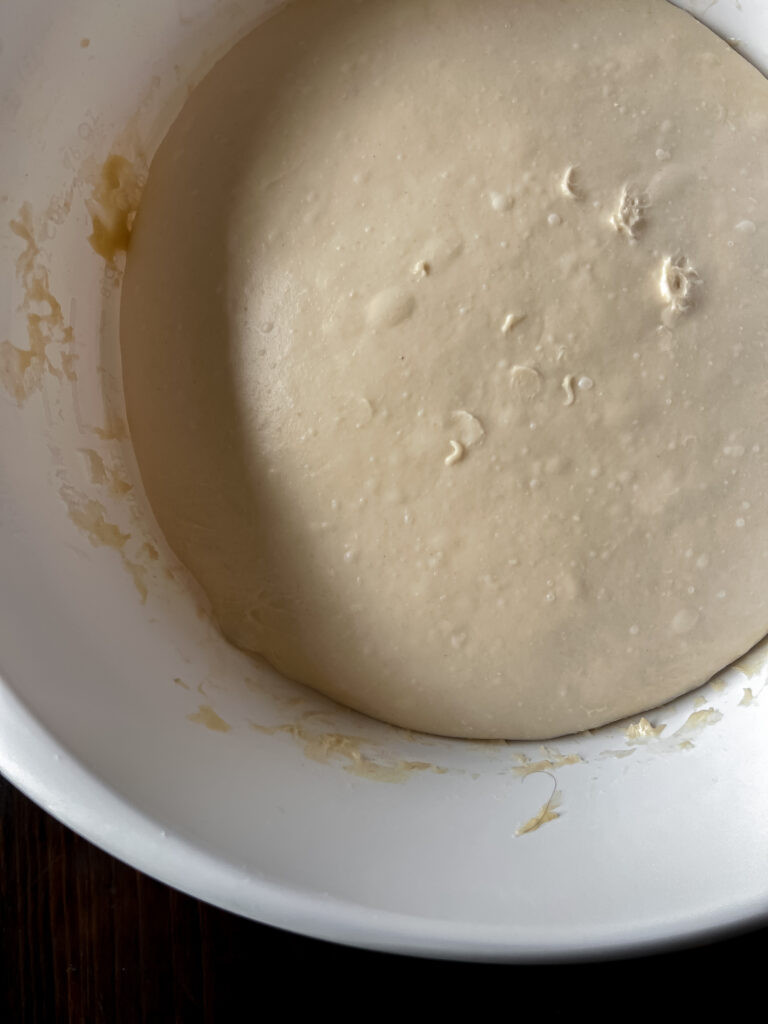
left=121, top=0, right=768, bottom=739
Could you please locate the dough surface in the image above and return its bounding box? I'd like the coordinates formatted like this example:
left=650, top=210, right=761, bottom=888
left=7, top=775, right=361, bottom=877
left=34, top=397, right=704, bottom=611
left=121, top=0, right=768, bottom=739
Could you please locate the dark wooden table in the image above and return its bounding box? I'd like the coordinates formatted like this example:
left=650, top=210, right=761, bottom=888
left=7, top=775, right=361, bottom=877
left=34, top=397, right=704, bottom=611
left=1, top=774, right=766, bottom=1020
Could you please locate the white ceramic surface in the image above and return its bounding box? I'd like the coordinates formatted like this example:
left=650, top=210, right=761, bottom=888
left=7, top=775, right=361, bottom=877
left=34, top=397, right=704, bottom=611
left=1, top=0, right=768, bottom=961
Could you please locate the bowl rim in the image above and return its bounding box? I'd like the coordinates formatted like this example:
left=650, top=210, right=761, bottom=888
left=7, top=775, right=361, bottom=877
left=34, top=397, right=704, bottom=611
left=2, top=674, right=767, bottom=962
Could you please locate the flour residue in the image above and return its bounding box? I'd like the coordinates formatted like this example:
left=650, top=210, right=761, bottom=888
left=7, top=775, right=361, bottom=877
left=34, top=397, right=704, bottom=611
left=673, top=707, right=722, bottom=737
left=93, top=412, right=128, bottom=441
left=60, top=485, right=130, bottom=550
left=516, top=783, right=562, bottom=836
left=624, top=716, right=666, bottom=743
left=1, top=204, right=76, bottom=403
left=511, top=751, right=583, bottom=776
left=1, top=181, right=164, bottom=615
left=600, top=747, right=636, bottom=760
left=59, top=485, right=150, bottom=602
left=79, top=448, right=133, bottom=496
left=732, top=638, right=768, bottom=678
left=250, top=719, right=447, bottom=783
left=187, top=704, right=232, bottom=732
left=86, top=154, right=144, bottom=264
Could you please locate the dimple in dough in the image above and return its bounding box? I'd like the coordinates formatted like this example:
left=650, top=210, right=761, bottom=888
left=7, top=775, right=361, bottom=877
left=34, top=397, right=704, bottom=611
left=121, top=0, right=768, bottom=739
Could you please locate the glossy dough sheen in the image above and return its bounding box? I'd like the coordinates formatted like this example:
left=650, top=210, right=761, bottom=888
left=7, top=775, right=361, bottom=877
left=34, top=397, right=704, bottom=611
left=122, top=0, right=768, bottom=739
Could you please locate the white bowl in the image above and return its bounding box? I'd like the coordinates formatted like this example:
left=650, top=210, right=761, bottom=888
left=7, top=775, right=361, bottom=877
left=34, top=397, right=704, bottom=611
left=2, top=0, right=768, bottom=961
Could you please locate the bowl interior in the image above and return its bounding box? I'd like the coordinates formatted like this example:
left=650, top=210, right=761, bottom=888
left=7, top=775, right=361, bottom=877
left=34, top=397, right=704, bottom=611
left=1, top=0, right=768, bottom=959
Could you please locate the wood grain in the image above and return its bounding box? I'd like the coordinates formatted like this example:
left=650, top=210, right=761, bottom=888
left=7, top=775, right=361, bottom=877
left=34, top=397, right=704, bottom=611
left=0, top=777, right=381, bottom=1022
left=1, top=774, right=766, bottom=1021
